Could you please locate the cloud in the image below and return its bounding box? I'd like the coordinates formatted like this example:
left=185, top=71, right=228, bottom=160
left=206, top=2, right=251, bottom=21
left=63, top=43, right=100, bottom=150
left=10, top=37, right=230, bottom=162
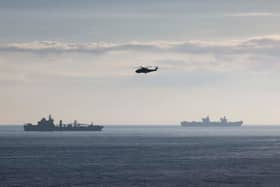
left=227, top=12, right=280, bottom=17
left=1, top=35, right=280, bottom=56
left=1, top=35, right=280, bottom=85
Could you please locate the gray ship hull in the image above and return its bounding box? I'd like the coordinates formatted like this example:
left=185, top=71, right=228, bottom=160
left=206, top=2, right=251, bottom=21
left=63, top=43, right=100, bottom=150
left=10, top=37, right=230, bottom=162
left=181, top=121, right=242, bottom=127
left=24, top=125, right=103, bottom=131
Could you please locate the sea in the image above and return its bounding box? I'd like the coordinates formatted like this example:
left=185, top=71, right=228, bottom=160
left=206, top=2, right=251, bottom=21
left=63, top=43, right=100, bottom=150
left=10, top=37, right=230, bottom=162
left=1, top=125, right=280, bottom=187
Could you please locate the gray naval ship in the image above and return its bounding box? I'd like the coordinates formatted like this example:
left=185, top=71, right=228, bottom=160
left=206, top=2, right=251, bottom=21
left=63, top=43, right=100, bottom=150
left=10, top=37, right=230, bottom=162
left=181, top=116, right=243, bottom=127
left=24, top=115, right=103, bottom=131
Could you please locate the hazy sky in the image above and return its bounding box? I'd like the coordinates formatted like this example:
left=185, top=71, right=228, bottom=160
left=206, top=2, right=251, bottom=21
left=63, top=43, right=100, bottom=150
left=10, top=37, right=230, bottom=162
left=1, top=0, right=280, bottom=124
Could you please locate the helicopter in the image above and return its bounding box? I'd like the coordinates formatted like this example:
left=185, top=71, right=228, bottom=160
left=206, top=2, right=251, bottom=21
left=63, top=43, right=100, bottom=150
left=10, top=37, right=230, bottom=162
left=135, top=66, right=158, bottom=74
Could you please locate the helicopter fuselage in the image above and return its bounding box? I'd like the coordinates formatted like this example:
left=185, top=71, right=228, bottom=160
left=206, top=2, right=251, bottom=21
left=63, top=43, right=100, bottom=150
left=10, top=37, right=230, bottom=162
left=135, top=67, right=158, bottom=74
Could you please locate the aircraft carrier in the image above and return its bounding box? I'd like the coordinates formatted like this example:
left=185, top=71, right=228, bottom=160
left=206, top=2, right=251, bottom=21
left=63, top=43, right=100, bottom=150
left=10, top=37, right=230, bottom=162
left=24, top=115, right=103, bottom=131
left=181, top=116, right=243, bottom=127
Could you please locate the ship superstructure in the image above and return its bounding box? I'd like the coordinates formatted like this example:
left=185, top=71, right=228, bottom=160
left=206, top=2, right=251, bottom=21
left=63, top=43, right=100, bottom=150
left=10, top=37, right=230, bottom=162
left=181, top=116, right=243, bottom=127
left=24, top=115, right=103, bottom=131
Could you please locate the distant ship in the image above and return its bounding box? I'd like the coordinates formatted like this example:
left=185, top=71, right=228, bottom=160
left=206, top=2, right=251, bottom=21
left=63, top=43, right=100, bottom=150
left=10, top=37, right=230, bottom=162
left=24, top=115, right=103, bottom=131
left=181, top=116, right=243, bottom=127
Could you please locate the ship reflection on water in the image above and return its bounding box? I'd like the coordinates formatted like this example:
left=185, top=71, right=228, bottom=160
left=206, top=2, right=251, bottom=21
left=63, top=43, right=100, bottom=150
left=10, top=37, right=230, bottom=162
left=24, top=115, right=103, bottom=131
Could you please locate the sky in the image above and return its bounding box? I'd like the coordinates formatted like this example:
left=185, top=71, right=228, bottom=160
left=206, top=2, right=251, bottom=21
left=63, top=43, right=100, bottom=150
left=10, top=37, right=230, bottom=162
left=1, top=0, right=280, bottom=124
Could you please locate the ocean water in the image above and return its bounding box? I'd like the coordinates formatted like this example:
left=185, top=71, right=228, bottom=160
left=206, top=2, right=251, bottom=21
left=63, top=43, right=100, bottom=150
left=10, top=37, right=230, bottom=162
left=1, top=125, right=280, bottom=187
